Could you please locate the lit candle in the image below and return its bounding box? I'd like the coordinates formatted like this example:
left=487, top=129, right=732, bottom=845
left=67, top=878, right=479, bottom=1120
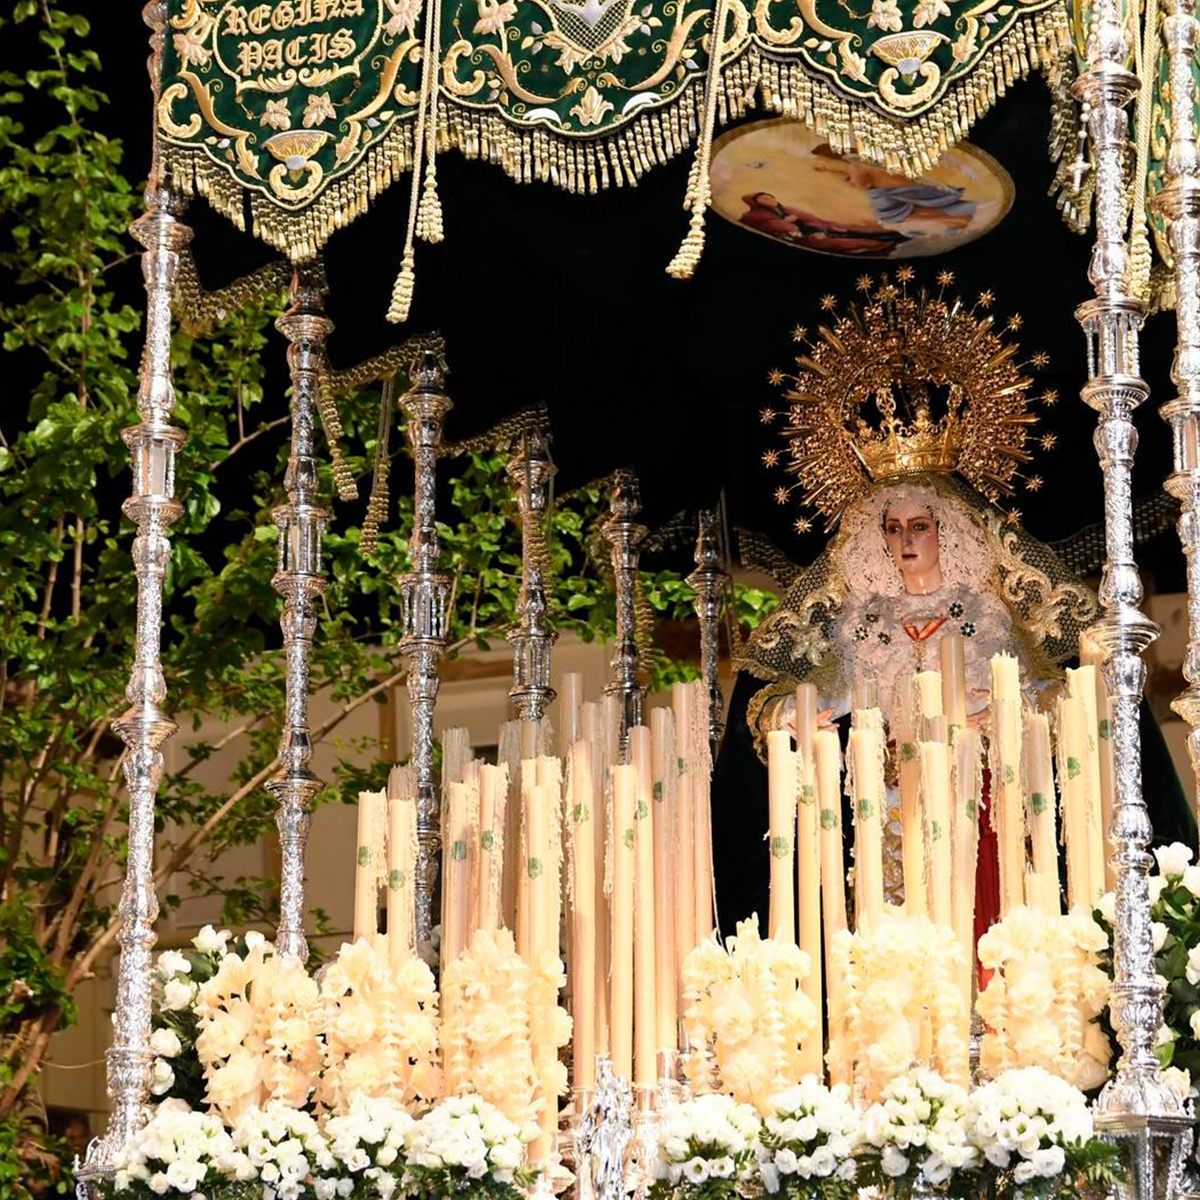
left=386, top=790, right=416, bottom=964
left=560, top=672, right=584, bottom=749
left=920, top=741, right=953, bottom=929
left=353, top=790, right=380, bottom=943
left=796, top=745, right=823, bottom=1078
left=1067, top=665, right=1107, bottom=899
left=611, top=763, right=637, bottom=1082
left=1023, top=711, right=1061, bottom=915
left=650, top=706, right=678, bottom=1053
left=672, top=683, right=696, bottom=979
left=814, top=729, right=848, bottom=1085
left=893, top=675, right=928, bottom=917
left=990, top=654, right=1025, bottom=916
left=1058, top=695, right=1094, bottom=909
left=629, top=726, right=657, bottom=1086
left=767, top=729, right=797, bottom=943
left=849, top=711, right=885, bottom=930
left=940, top=633, right=968, bottom=742
left=569, top=741, right=596, bottom=1094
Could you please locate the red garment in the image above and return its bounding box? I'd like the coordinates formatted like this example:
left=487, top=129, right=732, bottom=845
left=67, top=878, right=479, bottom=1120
left=974, top=766, right=1001, bottom=989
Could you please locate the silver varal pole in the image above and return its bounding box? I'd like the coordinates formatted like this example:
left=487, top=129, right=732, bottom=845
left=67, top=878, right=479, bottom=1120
left=398, top=351, right=452, bottom=948
left=76, top=2, right=191, bottom=1187
left=507, top=420, right=557, bottom=721
left=1075, top=0, right=1193, bottom=1185
left=603, top=469, right=648, bottom=754
left=1159, top=0, right=1200, bottom=843
left=687, top=508, right=728, bottom=760
left=267, top=267, right=332, bottom=963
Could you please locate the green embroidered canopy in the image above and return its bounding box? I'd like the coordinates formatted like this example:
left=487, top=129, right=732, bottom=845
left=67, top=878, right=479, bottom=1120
left=159, top=0, right=1069, bottom=257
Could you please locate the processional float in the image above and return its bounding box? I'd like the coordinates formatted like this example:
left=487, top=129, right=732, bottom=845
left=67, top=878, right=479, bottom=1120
left=77, top=0, right=1200, bottom=1192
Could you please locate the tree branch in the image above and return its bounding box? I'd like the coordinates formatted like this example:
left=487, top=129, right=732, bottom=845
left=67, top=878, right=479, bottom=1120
left=211, top=415, right=289, bottom=472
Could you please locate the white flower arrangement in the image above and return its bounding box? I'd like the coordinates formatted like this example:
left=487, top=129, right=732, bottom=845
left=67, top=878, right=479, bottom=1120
left=230, top=1100, right=335, bottom=1200
left=194, top=932, right=322, bottom=1123
left=755, top=1077, right=861, bottom=1198
left=440, top=927, right=568, bottom=1131
left=976, top=905, right=1111, bottom=1089
left=966, top=1068, right=1093, bottom=1184
left=652, top=1093, right=762, bottom=1199
left=860, top=1068, right=978, bottom=1188
left=316, top=1093, right=415, bottom=1199
left=317, top=936, right=442, bottom=1115
left=681, top=919, right=819, bottom=1110
left=402, top=1093, right=535, bottom=1200
left=107, top=1099, right=254, bottom=1196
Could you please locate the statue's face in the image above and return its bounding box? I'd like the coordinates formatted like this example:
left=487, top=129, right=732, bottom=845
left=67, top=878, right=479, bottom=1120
left=883, top=499, right=940, bottom=587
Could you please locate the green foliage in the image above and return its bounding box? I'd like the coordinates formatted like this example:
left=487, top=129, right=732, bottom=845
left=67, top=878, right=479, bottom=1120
left=404, top=1160, right=538, bottom=1200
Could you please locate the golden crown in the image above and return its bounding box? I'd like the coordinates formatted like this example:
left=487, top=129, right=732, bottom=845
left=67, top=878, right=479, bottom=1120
left=761, top=270, right=1056, bottom=531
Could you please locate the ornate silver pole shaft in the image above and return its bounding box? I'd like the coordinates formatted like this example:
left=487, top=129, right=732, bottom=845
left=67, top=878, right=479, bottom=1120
left=507, top=421, right=557, bottom=721
left=78, top=4, right=190, bottom=1182
left=1074, top=0, right=1192, bottom=1175
left=687, top=509, right=728, bottom=759
left=398, top=351, right=451, bottom=948
left=603, top=470, right=648, bottom=753
left=267, top=268, right=332, bottom=964
left=1159, top=0, right=1200, bottom=831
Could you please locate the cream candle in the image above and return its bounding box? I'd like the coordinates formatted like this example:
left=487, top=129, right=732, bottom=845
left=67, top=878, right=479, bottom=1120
left=672, top=682, right=696, bottom=979
left=767, top=729, right=798, bottom=943
left=990, top=654, right=1025, bottom=916
left=570, top=740, right=596, bottom=1093
left=814, top=728, right=848, bottom=1085
left=894, top=675, right=928, bottom=917
left=849, top=712, right=885, bottom=930
left=353, top=790, right=380, bottom=943
left=560, top=672, right=584, bottom=749
left=650, top=706, right=678, bottom=1053
left=920, top=741, right=953, bottom=929
left=1023, top=711, right=1061, bottom=915
left=796, top=745, right=823, bottom=1077
left=386, top=790, right=416, bottom=963
left=629, top=725, right=657, bottom=1086
left=611, top=763, right=636, bottom=1082
left=951, top=729, right=981, bottom=1013
left=940, top=633, right=968, bottom=741
left=443, top=781, right=472, bottom=968
left=1058, top=695, right=1095, bottom=909
left=1067, top=665, right=1107, bottom=899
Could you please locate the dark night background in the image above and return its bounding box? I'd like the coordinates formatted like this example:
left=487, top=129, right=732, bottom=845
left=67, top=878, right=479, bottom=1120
left=21, top=8, right=1186, bottom=591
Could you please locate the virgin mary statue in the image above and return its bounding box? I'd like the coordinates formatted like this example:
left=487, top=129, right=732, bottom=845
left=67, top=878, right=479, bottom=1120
left=711, top=275, right=1194, bottom=934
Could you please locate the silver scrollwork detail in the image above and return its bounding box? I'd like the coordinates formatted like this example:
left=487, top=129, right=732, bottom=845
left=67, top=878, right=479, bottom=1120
left=398, top=351, right=452, bottom=949
left=687, top=509, right=728, bottom=760
left=507, top=418, right=557, bottom=721
left=1074, top=0, right=1194, bottom=1180
left=603, top=470, right=648, bottom=757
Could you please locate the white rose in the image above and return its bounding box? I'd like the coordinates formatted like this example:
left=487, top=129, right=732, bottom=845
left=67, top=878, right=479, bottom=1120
left=1184, top=866, right=1200, bottom=896
left=1150, top=877, right=1168, bottom=904
left=490, top=1141, right=521, bottom=1171
left=682, top=1157, right=710, bottom=1184
left=809, top=1146, right=835, bottom=1177
left=709, top=1156, right=735, bottom=1179
left=1153, top=922, right=1169, bottom=952
left=1163, top=1066, right=1194, bottom=1099
left=150, top=1028, right=182, bottom=1058
left=1186, top=947, right=1200, bottom=987
left=1098, top=892, right=1116, bottom=923
left=244, top=930, right=267, bottom=952
left=881, top=1147, right=908, bottom=1177
left=193, top=925, right=231, bottom=955
left=1155, top=843, right=1193, bottom=878
left=314, top=1182, right=338, bottom=1200
left=1030, top=1146, right=1066, bottom=1177
left=774, top=1148, right=799, bottom=1175
left=162, top=979, right=195, bottom=1012
left=984, top=1143, right=1011, bottom=1169
left=150, top=1060, right=174, bottom=1096
left=157, top=950, right=191, bottom=977
left=148, top=1174, right=170, bottom=1196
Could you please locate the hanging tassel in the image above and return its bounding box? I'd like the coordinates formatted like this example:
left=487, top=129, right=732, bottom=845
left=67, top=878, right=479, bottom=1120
left=385, top=0, right=440, bottom=324
left=387, top=249, right=417, bottom=324
left=416, top=157, right=445, bottom=244
left=665, top=0, right=729, bottom=280
left=361, top=377, right=396, bottom=556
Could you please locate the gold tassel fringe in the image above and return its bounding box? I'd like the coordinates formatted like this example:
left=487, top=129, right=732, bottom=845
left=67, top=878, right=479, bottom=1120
left=162, top=3, right=1070, bottom=264
left=387, top=250, right=416, bottom=324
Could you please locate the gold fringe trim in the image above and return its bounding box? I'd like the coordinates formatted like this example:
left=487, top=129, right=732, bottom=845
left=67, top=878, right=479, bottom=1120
left=163, top=5, right=1069, bottom=264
